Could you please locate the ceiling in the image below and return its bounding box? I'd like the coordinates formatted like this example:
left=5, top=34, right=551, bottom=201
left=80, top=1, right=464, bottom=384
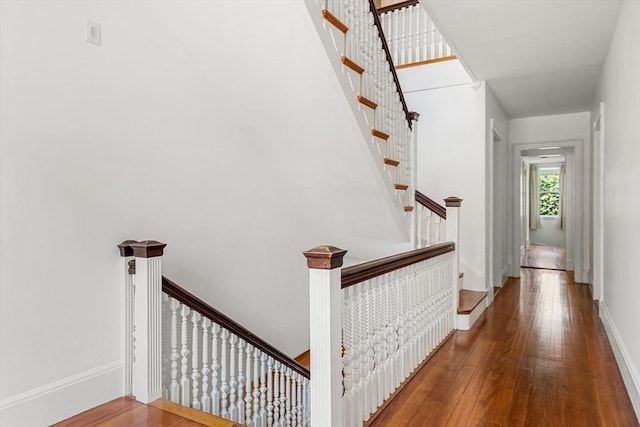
left=424, top=0, right=623, bottom=118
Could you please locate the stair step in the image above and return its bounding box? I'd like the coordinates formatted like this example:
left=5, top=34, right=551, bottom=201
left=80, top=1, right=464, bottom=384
left=358, top=95, right=378, bottom=109
left=394, top=183, right=409, bottom=190
left=341, top=56, right=364, bottom=74
left=457, top=290, right=487, bottom=315
left=404, top=206, right=414, bottom=212
left=372, top=129, right=390, bottom=140
left=150, top=399, right=241, bottom=426
left=383, top=157, right=399, bottom=167
left=322, top=9, right=348, bottom=33
left=295, top=350, right=311, bottom=370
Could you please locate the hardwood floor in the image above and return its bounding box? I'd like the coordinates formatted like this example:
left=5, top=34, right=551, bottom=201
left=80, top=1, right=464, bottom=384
left=521, top=244, right=566, bottom=270
left=52, top=397, right=241, bottom=426
left=370, top=268, right=639, bottom=427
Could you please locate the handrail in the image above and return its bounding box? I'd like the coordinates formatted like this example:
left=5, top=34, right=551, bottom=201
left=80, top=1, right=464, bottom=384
left=367, top=0, right=413, bottom=128
left=341, top=241, right=454, bottom=288
left=377, top=0, right=419, bottom=15
left=162, top=276, right=310, bottom=379
left=416, top=190, right=447, bottom=219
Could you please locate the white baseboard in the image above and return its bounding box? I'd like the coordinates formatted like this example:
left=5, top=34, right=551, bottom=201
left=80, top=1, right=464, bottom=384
left=0, top=361, right=123, bottom=426
left=600, top=302, right=640, bottom=420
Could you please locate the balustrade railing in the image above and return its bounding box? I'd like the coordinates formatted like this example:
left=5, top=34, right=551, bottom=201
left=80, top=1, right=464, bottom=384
left=311, top=0, right=418, bottom=214
left=119, top=241, right=310, bottom=426
left=415, top=190, right=447, bottom=248
left=379, top=1, right=454, bottom=68
left=304, top=229, right=461, bottom=424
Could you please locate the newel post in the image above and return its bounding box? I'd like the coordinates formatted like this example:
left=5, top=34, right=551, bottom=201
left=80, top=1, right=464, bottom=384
left=122, top=240, right=167, bottom=403
left=117, top=240, right=138, bottom=396
left=445, top=197, right=462, bottom=324
left=409, top=111, right=420, bottom=247
left=303, top=245, right=347, bottom=427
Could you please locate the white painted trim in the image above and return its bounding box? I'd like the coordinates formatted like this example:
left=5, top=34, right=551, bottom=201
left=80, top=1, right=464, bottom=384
left=592, top=102, right=605, bottom=300
left=599, top=302, right=640, bottom=419
left=456, top=297, right=487, bottom=330
left=0, top=361, right=123, bottom=426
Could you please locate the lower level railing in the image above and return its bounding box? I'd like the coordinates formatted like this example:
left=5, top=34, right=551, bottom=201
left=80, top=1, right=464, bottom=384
left=118, top=241, right=310, bottom=426
left=303, top=240, right=459, bottom=426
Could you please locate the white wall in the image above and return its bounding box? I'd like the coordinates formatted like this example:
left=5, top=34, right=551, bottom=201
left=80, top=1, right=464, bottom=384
left=593, top=0, right=640, bottom=418
left=486, top=86, right=509, bottom=295
left=0, top=1, right=410, bottom=424
left=530, top=217, right=565, bottom=248
left=508, top=112, right=591, bottom=282
left=399, top=60, right=488, bottom=292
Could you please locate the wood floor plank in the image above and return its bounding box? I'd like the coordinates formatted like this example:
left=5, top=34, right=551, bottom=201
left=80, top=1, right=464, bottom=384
left=370, top=256, right=639, bottom=427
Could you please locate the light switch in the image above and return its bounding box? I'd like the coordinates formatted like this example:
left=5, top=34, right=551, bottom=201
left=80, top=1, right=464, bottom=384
left=86, top=20, right=101, bottom=45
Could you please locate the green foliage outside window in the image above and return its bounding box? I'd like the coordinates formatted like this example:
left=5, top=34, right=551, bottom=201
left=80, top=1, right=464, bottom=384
left=539, top=174, right=559, bottom=216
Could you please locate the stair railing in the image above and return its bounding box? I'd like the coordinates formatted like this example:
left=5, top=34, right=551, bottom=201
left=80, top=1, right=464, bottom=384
left=303, top=202, right=462, bottom=426
left=415, top=191, right=447, bottom=247
left=378, top=0, right=455, bottom=68
left=118, top=241, right=310, bottom=426
left=308, top=0, right=419, bottom=216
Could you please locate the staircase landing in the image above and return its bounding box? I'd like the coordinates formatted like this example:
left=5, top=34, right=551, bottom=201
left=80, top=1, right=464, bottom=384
left=52, top=397, right=242, bottom=427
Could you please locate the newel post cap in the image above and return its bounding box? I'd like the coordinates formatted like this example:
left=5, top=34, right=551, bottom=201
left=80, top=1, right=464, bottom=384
left=117, top=240, right=139, bottom=257
left=303, top=245, right=348, bottom=269
left=130, top=240, right=167, bottom=258
left=444, top=197, right=463, bottom=208
left=408, top=111, right=420, bottom=122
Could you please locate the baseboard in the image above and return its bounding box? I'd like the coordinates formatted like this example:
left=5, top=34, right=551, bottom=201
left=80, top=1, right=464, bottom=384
left=0, top=361, right=123, bottom=426
left=600, top=302, right=640, bottom=420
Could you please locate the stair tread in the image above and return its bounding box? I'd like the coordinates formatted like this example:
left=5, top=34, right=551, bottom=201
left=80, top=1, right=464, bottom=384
left=383, top=157, right=399, bottom=166
left=294, top=350, right=311, bottom=370
left=372, top=129, right=390, bottom=140
left=150, top=399, right=242, bottom=426
left=341, top=56, right=364, bottom=74
left=358, top=95, right=378, bottom=110
left=321, top=9, right=348, bottom=33
left=457, top=290, right=487, bottom=315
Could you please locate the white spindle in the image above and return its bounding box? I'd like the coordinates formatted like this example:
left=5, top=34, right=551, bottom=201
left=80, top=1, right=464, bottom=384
left=229, top=334, right=238, bottom=420
left=252, top=348, right=261, bottom=427
left=220, top=328, right=230, bottom=419
left=191, top=311, right=202, bottom=409
left=211, top=324, right=221, bottom=416
left=168, top=298, right=180, bottom=402
left=267, top=358, right=275, bottom=427
left=245, top=344, right=254, bottom=425
left=259, top=353, right=268, bottom=426
left=237, top=339, right=246, bottom=425
left=273, top=361, right=281, bottom=427
left=180, top=304, right=191, bottom=406
left=201, top=318, right=212, bottom=412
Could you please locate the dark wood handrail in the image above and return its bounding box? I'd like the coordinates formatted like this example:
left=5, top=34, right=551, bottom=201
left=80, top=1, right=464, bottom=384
left=377, top=0, right=419, bottom=15
left=415, top=190, right=447, bottom=219
left=342, top=241, right=454, bottom=288
left=367, top=0, right=413, bottom=129
left=162, top=276, right=310, bottom=379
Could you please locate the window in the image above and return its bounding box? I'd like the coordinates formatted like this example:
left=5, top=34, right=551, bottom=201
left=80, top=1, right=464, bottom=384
left=539, top=173, right=559, bottom=216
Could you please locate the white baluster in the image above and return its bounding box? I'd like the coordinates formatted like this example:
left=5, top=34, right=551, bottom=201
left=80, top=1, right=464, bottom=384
left=180, top=304, right=191, bottom=406
left=244, top=344, right=254, bottom=426
left=279, top=366, right=286, bottom=425
left=252, top=348, right=261, bottom=427
left=211, top=324, right=221, bottom=416
left=162, top=294, right=170, bottom=399
left=169, top=298, right=181, bottom=402
left=237, top=339, right=246, bottom=425
left=229, top=335, right=238, bottom=420
left=201, top=318, right=211, bottom=412
left=259, top=353, right=267, bottom=426
left=285, top=368, right=292, bottom=427
left=191, top=311, right=202, bottom=409
left=273, top=361, right=281, bottom=426
left=220, top=328, right=230, bottom=419
left=267, top=358, right=275, bottom=427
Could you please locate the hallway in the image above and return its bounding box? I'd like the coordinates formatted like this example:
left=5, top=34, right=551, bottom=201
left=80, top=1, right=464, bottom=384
left=370, top=268, right=638, bottom=426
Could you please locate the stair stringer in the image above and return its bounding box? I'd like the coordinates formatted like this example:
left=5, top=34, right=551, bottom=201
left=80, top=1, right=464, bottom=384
left=304, top=0, right=413, bottom=242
